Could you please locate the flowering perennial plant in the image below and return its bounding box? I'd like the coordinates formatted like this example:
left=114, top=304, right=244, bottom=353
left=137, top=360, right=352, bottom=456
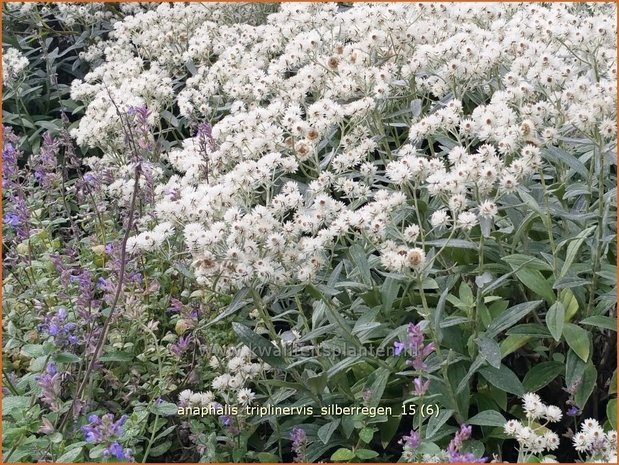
left=2, top=2, right=617, bottom=463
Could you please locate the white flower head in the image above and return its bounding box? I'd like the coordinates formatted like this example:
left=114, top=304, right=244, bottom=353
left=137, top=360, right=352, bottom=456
left=544, top=405, right=563, bottom=423
left=457, top=211, right=478, bottom=231
left=237, top=388, right=255, bottom=405
left=430, top=209, right=450, bottom=229
left=478, top=200, right=498, bottom=220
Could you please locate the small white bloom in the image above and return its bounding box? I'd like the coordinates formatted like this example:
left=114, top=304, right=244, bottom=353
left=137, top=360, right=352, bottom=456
left=478, top=200, right=498, bottom=219
left=430, top=209, right=450, bottom=228
left=504, top=419, right=522, bottom=436
left=457, top=211, right=478, bottom=231
left=544, top=405, right=563, bottom=423
left=237, top=388, right=255, bottom=405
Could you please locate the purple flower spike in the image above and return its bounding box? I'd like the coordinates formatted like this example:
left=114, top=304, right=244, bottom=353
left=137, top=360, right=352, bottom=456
left=413, top=377, right=430, bottom=396
left=290, top=427, right=308, bottom=463
left=400, top=430, right=421, bottom=449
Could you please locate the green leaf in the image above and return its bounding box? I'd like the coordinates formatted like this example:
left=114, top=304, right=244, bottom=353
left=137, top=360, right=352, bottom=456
left=574, top=362, right=597, bottom=408
left=2, top=396, right=30, bottom=416
left=56, top=447, right=83, bottom=462
left=425, top=239, right=478, bottom=249
left=54, top=352, right=81, bottom=363
left=580, top=316, right=617, bottom=332
left=381, top=277, right=401, bottom=314
left=553, top=276, right=590, bottom=289
left=546, top=302, right=565, bottom=342
left=232, top=323, right=287, bottom=370
left=89, top=444, right=107, bottom=459
left=457, top=355, right=485, bottom=395
left=467, top=410, right=507, bottom=427
left=565, top=349, right=587, bottom=389
left=426, top=409, right=454, bottom=439
left=358, top=427, right=374, bottom=444
left=560, top=226, right=597, bottom=278
left=515, top=268, right=555, bottom=304
left=318, top=419, right=341, bottom=444
left=459, top=281, right=475, bottom=306
left=560, top=289, right=579, bottom=321
left=150, top=401, right=179, bottom=416
left=365, top=367, right=391, bottom=408
left=257, top=452, right=280, bottom=463
left=207, top=287, right=249, bottom=326
left=486, top=301, right=543, bottom=338
left=349, top=244, right=372, bottom=286
left=479, top=364, right=525, bottom=396
left=607, top=399, right=617, bottom=429
left=503, top=254, right=553, bottom=271
left=331, top=448, right=355, bottom=461
left=523, top=361, right=564, bottom=392
left=355, top=449, right=379, bottom=459
left=148, top=440, right=172, bottom=457
left=562, top=324, right=590, bottom=362
left=475, top=335, right=502, bottom=368
left=20, top=344, right=46, bottom=358
left=542, top=146, right=589, bottom=179
left=506, top=324, right=551, bottom=337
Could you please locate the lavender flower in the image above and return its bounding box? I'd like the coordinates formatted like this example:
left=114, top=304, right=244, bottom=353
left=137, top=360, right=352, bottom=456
left=35, top=363, right=63, bottom=411
left=290, top=426, right=308, bottom=463
left=37, top=307, right=78, bottom=347
left=170, top=335, right=192, bottom=357
left=395, top=323, right=435, bottom=397
left=4, top=194, right=30, bottom=239
left=413, top=377, right=430, bottom=396
left=399, top=429, right=421, bottom=462
left=82, top=413, right=133, bottom=461
left=32, top=131, right=60, bottom=188
left=446, top=424, right=487, bottom=463
left=400, top=429, right=421, bottom=449
left=394, top=323, right=434, bottom=368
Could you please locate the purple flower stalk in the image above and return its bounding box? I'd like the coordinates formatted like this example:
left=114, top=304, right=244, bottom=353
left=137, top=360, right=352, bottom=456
left=32, top=131, right=60, bottom=188
left=170, top=335, right=192, bottom=357
left=290, top=426, right=308, bottom=463
left=395, top=323, right=434, bottom=397
left=37, top=307, right=78, bottom=347
left=82, top=413, right=132, bottom=460
left=445, top=424, right=487, bottom=463
left=36, top=363, right=63, bottom=411
left=394, top=323, right=435, bottom=369
left=400, top=429, right=421, bottom=449
left=4, top=194, right=30, bottom=239
left=413, top=377, right=430, bottom=396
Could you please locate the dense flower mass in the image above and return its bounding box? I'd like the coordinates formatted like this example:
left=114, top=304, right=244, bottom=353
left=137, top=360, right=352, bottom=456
left=67, top=2, right=616, bottom=294
left=2, top=47, right=28, bottom=86
left=2, top=2, right=616, bottom=463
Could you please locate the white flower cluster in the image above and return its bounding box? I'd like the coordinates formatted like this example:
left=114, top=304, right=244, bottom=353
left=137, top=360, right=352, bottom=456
left=178, top=387, right=256, bottom=408
left=177, top=344, right=263, bottom=410
left=572, top=418, right=617, bottom=463
left=2, top=47, right=28, bottom=86
left=69, top=3, right=617, bottom=291
left=207, top=345, right=267, bottom=394
left=505, top=393, right=617, bottom=463
left=504, top=393, right=562, bottom=455
left=53, top=3, right=111, bottom=27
